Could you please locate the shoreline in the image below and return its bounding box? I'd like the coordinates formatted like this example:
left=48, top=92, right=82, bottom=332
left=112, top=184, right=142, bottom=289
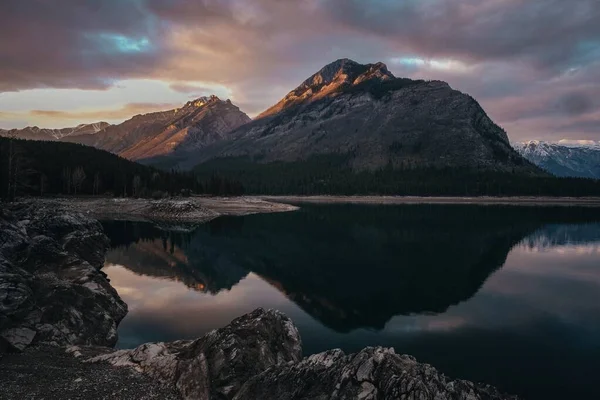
left=26, top=196, right=299, bottom=223
left=0, top=201, right=518, bottom=399
left=18, top=194, right=600, bottom=228
left=260, top=195, right=600, bottom=207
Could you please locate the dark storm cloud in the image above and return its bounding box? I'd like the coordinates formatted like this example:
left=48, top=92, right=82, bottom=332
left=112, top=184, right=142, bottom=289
left=323, top=0, right=600, bottom=72
left=558, top=92, right=595, bottom=116
left=0, top=0, right=164, bottom=91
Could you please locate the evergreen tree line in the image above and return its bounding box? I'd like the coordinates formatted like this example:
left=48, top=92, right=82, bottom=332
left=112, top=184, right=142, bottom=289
left=0, top=138, right=244, bottom=201
left=194, top=154, right=600, bottom=197
left=3, top=138, right=598, bottom=199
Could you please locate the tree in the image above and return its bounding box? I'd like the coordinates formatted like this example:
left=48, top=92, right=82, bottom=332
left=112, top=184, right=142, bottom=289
left=40, top=174, right=48, bottom=196
left=93, top=172, right=101, bottom=195
left=6, top=135, right=14, bottom=201
left=71, top=166, right=86, bottom=195
left=62, top=166, right=71, bottom=194
left=4, top=140, right=35, bottom=201
left=132, top=175, right=142, bottom=197
left=122, top=173, right=128, bottom=197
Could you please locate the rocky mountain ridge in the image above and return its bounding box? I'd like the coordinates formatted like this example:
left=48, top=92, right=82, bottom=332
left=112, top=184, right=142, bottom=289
left=3, top=59, right=544, bottom=177
left=0, top=122, right=111, bottom=141
left=513, top=141, right=600, bottom=179
left=257, top=58, right=395, bottom=118
left=174, top=59, right=539, bottom=173
left=1, top=96, right=250, bottom=162
left=66, top=95, right=251, bottom=160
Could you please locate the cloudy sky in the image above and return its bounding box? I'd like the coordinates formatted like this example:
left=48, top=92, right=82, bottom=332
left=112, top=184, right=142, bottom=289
left=0, top=0, right=598, bottom=142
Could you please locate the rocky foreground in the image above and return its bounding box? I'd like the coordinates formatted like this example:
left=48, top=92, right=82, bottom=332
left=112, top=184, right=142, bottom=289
left=0, top=203, right=127, bottom=352
left=0, top=204, right=517, bottom=399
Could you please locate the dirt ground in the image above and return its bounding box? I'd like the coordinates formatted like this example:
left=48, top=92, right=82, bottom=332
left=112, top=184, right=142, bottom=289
left=0, top=346, right=181, bottom=400
left=27, top=196, right=299, bottom=223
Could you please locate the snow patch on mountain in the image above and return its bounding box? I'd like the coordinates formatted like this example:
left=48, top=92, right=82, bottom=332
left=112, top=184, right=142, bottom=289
left=513, top=141, right=600, bottom=179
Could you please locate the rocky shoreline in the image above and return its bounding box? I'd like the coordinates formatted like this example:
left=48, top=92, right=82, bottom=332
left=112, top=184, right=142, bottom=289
left=0, top=204, right=518, bottom=399
left=0, top=203, right=127, bottom=352
left=29, top=196, right=299, bottom=223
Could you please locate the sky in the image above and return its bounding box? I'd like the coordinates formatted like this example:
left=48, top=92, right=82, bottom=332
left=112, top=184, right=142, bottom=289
left=0, top=0, right=598, bottom=142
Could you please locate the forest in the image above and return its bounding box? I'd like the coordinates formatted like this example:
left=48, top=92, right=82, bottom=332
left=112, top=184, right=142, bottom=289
left=0, top=138, right=244, bottom=201
left=194, top=154, right=600, bottom=197
left=2, top=138, right=599, bottom=201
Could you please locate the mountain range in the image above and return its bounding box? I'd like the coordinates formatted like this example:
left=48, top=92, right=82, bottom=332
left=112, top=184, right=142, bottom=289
left=64, top=95, right=251, bottom=160
left=4, top=59, right=598, bottom=181
left=1, top=96, right=250, bottom=161
left=513, top=141, right=600, bottom=179
left=167, top=59, right=536, bottom=173
left=0, top=122, right=110, bottom=141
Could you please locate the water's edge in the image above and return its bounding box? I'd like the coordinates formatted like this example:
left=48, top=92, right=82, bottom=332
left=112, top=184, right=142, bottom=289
left=0, top=200, right=517, bottom=400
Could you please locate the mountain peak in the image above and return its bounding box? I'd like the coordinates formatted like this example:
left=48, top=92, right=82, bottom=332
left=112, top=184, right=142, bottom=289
left=306, top=58, right=361, bottom=85
left=258, top=59, right=396, bottom=118
left=185, top=95, right=222, bottom=108
left=299, top=59, right=394, bottom=91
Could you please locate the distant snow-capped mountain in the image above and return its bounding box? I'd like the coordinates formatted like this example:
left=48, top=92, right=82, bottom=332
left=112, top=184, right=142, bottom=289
left=513, top=141, right=600, bottom=179
left=0, top=122, right=111, bottom=141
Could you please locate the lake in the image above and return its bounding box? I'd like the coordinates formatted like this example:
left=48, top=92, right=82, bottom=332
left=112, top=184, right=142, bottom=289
left=101, top=204, right=600, bottom=400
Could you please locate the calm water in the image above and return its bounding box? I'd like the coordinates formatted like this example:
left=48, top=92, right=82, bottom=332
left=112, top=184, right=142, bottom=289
left=102, top=204, right=600, bottom=400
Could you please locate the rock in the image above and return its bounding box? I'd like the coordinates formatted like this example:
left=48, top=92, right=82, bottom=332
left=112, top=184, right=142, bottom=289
left=89, top=308, right=516, bottom=400
left=0, top=204, right=127, bottom=352
left=88, top=308, right=302, bottom=400
left=0, top=327, right=36, bottom=351
left=0, top=204, right=518, bottom=399
left=234, top=347, right=517, bottom=400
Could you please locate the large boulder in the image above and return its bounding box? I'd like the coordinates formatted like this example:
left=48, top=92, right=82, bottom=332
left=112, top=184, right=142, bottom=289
left=0, top=204, right=127, bottom=352
left=235, top=347, right=517, bottom=400
left=89, top=308, right=516, bottom=400
left=88, top=308, right=302, bottom=399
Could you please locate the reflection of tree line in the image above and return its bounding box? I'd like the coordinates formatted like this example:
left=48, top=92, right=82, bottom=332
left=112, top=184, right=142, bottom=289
left=102, top=220, right=195, bottom=251
left=519, top=223, right=600, bottom=249
left=102, top=205, right=600, bottom=332
left=103, top=219, right=246, bottom=294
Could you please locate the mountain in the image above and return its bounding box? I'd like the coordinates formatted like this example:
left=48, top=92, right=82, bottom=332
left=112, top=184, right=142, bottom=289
left=65, top=95, right=250, bottom=161
left=513, top=141, right=600, bottom=179
left=178, top=59, right=537, bottom=173
left=0, top=122, right=110, bottom=141
left=257, top=59, right=395, bottom=118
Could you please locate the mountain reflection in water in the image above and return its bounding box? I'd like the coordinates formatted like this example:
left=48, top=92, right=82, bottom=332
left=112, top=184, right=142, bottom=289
left=102, top=204, right=600, bottom=400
